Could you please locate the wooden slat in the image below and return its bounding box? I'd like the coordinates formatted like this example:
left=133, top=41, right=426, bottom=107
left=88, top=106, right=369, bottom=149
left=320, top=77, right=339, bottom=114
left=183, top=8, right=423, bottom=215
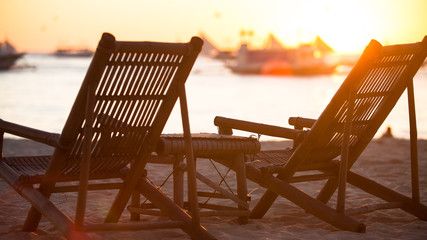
left=52, top=182, right=123, bottom=193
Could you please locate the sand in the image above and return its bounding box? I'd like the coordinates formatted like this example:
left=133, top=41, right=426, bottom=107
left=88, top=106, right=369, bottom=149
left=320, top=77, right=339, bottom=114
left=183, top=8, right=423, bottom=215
left=1, top=137, right=426, bottom=239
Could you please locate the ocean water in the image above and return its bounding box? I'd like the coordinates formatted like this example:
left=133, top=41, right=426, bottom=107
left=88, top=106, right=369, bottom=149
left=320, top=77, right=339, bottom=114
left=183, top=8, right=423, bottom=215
left=1, top=54, right=427, bottom=141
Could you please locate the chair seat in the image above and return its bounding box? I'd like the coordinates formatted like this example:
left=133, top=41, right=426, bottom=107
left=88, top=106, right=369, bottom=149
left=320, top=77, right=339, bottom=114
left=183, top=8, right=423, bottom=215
left=246, top=149, right=293, bottom=174
left=247, top=149, right=339, bottom=174
left=2, top=156, right=51, bottom=184
left=2, top=156, right=128, bottom=185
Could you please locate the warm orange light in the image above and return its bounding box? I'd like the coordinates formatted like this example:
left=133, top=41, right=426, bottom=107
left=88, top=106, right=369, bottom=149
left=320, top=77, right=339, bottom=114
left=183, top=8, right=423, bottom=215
left=270, top=0, right=427, bottom=54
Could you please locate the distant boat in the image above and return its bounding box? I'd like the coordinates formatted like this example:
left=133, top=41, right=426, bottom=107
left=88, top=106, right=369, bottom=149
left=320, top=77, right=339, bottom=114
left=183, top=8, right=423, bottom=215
left=0, top=40, right=25, bottom=70
left=227, top=34, right=336, bottom=75
left=54, top=48, right=93, bottom=57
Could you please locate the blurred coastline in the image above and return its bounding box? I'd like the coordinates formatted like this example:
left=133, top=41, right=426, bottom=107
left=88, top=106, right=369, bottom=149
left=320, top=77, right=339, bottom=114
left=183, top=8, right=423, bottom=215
left=1, top=53, right=427, bottom=140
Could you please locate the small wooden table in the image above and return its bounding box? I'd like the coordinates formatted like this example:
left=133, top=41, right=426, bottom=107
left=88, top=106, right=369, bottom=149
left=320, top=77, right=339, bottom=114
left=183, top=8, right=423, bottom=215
left=130, top=133, right=260, bottom=224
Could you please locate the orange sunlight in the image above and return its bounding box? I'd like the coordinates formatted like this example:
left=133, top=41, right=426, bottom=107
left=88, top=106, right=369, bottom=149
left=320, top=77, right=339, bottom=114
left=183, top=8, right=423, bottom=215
left=1, top=0, right=426, bottom=53
left=292, top=0, right=379, bottom=53
left=271, top=0, right=427, bottom=53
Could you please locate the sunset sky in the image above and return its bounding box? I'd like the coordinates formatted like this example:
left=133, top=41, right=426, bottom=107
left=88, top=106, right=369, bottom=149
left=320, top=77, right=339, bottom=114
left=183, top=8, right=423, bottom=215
left=1, top=0, right=426, bottom=54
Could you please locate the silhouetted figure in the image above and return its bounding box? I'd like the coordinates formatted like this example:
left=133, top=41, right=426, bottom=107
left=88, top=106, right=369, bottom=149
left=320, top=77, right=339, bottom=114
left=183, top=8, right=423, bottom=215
left=381, top=126, right=394, bottom=138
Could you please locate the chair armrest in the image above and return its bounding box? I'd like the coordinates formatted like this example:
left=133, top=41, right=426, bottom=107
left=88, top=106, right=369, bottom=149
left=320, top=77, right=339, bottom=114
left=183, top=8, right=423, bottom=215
left=288, top=117, right=317, bottom=129
left=0, top=119, right=60, bottom=147
left=214, top=116, right=304, bottom=140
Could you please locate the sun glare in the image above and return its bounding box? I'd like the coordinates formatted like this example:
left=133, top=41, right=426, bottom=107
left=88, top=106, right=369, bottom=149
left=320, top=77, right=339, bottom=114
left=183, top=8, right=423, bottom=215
left=284, top=0, right=381, bottom=53
left=270, top=0, right=426, bottom=54
left=315, top=1, right=378, bottom=53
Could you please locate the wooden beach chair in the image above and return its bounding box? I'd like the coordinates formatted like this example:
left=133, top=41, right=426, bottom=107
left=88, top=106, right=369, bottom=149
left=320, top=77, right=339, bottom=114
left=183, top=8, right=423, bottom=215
left=0, top=33, right=216, bottom=239
left=213, top=36, right=427, bottom=232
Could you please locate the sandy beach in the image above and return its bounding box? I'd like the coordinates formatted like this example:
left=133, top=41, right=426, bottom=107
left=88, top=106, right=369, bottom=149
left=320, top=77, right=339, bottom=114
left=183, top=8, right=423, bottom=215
left=1, top=137, right=426, bottom=239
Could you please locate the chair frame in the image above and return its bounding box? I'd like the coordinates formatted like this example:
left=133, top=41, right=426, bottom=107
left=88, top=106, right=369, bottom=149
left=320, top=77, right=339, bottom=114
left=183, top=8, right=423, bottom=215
left=0, top=33, right=215, bottom=239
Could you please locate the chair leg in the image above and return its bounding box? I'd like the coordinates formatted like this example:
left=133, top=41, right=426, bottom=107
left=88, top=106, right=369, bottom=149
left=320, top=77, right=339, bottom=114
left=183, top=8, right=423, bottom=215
left=249, top=190, right=278, bottom=219
left=316, top=178, right=338, bottom=204
left=17, top=184, right=91, bottom=239
left=173, top=156, right=185, bottom=207
left=272, top=175, right=365, bottom=232
left=22, top=181, right=57, bottom=232
left=106, top=152, right=153, bottom=223
left=130, top=192, right=141, bottom=221
left=347, top=171, right=427, bottom=220
left=245, top=165, right=365, bottom=232
left=106, top=182, right=135, bottom=223
left=22, top=206, right=43, bottom=232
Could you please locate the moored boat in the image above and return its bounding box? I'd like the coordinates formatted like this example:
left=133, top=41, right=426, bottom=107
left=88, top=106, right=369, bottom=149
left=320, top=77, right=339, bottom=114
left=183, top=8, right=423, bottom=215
left=0, top=40, right=25, bottom=70
left=227, top=34, right=336, bottom=75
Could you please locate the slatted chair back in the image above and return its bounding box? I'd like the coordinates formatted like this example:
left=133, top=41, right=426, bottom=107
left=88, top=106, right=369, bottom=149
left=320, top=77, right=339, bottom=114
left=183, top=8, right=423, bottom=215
left=53, top=33, right=203, bottom=176
left=285, top=37, right=427, bottom=173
